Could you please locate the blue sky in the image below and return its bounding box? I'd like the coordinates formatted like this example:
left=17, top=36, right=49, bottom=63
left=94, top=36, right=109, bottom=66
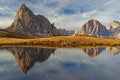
left=0, top=0, right=120, bottom=30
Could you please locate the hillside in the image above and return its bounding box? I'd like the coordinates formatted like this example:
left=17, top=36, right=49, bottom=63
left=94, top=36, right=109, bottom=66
left=0, top=29, right=29, bottom=38
left=58, top=29, right=75, bottom=36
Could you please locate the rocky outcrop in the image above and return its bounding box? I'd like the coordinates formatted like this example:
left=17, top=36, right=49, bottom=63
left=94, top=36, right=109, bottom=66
left=8, top=47, right=56, bottom=74
left=58, top=29, right=75, bottom=36
left=6, top=3, right=60, bottom=37
left=74, top=19, right=109, bottom=37
left=106, top=21, right=120, bottom=38
left=106, top=21, right=120, bottom=30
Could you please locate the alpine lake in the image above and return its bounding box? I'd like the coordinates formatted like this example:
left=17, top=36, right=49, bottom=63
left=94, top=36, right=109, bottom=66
left=0, top=46, right=120, bottom=80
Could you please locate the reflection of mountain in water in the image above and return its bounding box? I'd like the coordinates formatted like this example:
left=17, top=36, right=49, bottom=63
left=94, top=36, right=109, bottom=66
left=6, top=46, right=120, bottom=74
left=82, top=47, right=120, bottom=57
left=106, top=47, right=120, bottom=55
left=8, top=47, right=56, bottom=74
left=82, top=47, right=105, bottom=57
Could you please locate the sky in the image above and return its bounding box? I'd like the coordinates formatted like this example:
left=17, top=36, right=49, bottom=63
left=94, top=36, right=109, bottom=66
left=0, top=0, right=120, bottom=30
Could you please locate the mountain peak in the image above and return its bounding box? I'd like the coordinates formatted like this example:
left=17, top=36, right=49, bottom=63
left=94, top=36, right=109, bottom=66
left=88, top=19, right=100, bottom=23
left=19, top=3, right=27, bottom=11
left=18, top=3, right=32, bottom=14
left=90, top=18, right=97, bottom=21
left=86, top=19, right=103, bottom=28
left=20, top=3, right=26, bottom=8
left=6, top=3, right=60, bottom=37
left=74, top=19, right=109, bottom=37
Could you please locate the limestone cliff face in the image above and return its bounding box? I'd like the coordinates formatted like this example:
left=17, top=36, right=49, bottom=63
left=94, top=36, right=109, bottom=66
left=6, top=3, right=60, bottom=37
left=8, top=47, right=56, bottom=74
left=74, top=19, right=109, bottom=37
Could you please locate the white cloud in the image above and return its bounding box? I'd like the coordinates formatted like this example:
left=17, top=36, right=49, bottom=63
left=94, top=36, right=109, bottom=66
left=0, top=0, right=120, bottom=30
left=0, top=18, right=13, bottom=28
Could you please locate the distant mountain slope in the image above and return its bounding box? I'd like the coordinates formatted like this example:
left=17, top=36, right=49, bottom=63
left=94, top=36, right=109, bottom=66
left=6, top=3, right=60, bottom=37
left=106, top=21, right=120, bottom=39
left=0, top=29, right=29, bottom=38
left=58, top=29, right=75, bottom=36
left=74, top=19, right=109, bottom=37
left=106, top=21, right=120, bottom=30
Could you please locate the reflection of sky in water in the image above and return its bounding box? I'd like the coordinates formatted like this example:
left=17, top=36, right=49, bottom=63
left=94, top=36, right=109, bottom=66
left=0, top=48, right=120, bottom=80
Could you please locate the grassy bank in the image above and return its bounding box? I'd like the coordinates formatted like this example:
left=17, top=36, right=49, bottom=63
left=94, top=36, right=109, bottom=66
left=0, top=35, right=119, bottom=47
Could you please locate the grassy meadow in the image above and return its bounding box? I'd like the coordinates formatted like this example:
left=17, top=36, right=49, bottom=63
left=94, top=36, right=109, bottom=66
left=0, top=35, right=120, bottom=48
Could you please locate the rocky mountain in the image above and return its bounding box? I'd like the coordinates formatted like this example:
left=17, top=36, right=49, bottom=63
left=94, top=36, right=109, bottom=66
left=106, top=21, right=120, bottom=30
left=106, top=21, right=120, bottom=38
left=8, top=47, right=56, bottom=74
left=58, top=29, right=75, bottom=36
left=73, top=19, right=120, bottom=38
left=74, top=19, right=109, bottom=37
left=6, top=3, right=60, bottom=38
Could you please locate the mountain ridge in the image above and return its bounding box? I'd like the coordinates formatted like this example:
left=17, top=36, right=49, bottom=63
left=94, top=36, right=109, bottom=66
left=74, top=19, right=120, bottom=39
left=0, top=3, right=120, bottom=39
left=74, top=19, right=109, bottom=37
left=58, top=29, right=75, bottom=36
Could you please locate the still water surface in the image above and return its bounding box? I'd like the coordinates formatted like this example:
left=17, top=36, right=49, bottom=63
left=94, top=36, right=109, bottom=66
left=0, top=47, right=120, bottom=80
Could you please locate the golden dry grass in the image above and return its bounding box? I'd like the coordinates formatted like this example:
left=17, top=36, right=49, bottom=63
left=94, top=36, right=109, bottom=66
left=0, top=35, right=119, bottom=47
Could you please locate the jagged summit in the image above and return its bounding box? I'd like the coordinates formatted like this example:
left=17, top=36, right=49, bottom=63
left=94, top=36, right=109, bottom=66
left=20, top=3, right=26, bottom=8
left=20, top=3, right=26, bottom=9
left=6, top=3, right=60, bottom=37
left=18, top=3, right=33, bottom=15
left=86, top=19, right=103, bottom=27
left=89, top=18, right=97, bottom=21
left=74, top=19, right=109, bottom=37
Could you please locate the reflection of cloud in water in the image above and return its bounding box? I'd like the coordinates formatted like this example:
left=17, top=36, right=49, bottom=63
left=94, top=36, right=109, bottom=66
left=60, top=61, right=77, bottom=68
left=0, top=47, right=120, bottom=80
left=7, top=47, right=120, bottom=75
left=0, top=49, right=16, bottom=72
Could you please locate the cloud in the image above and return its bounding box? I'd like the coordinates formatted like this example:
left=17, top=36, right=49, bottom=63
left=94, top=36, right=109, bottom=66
left=0, top=0, right=120, bottom=30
